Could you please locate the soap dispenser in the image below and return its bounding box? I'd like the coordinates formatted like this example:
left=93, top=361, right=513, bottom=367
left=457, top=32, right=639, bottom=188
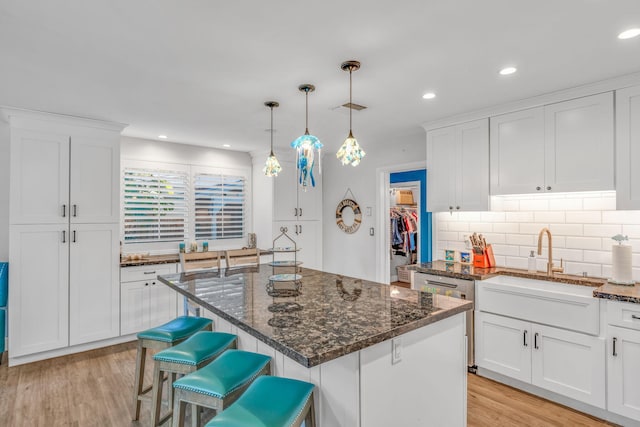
left=528, top=250, right=537, bottom=273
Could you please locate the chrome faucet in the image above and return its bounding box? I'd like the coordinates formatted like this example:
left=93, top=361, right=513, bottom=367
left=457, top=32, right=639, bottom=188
left=537, top=227, right=563, bottom=276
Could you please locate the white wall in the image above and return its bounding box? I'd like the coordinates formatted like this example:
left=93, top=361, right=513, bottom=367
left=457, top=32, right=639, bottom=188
left=434, top=191, right=640, bottom=281
left=0, top=121, right=9, bottom=261
left=250, top=150, right=274, bottom=252
left=322, top=130, right=426, bottom=281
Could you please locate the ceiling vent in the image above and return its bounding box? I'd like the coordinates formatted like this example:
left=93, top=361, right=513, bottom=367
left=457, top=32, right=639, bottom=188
left=342, top=102, right=367, bottom=111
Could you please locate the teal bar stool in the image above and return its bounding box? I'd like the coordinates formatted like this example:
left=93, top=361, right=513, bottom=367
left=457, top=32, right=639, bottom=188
left=150, top=331, right=238, bottom=426
left=171, top=350, right=272, bottom=427
left=204, top=376, right=316, bottom=427
left=132, top=316, right=213, bottom=421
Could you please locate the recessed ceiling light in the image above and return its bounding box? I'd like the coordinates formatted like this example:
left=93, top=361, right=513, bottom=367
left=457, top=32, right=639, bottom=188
left=223, top=144, right=231, bottom=148
left=158, top=135, right=168, bottom=139
left=422, top=92, right=436, bottom=100
left=499, top=67, right=517, bottom=76
left=618, top=28, right=640, bottom=40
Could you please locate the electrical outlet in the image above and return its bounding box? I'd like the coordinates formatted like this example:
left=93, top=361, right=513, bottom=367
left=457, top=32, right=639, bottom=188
left=366, top=206, right=372, bottom=216
left=392, top=338, right=402, bottom=364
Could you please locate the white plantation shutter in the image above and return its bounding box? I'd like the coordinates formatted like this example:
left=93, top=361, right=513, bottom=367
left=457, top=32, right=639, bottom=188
left=123, top=168, right=189, bottom=242
left=194, top=173, right=246, bottom=240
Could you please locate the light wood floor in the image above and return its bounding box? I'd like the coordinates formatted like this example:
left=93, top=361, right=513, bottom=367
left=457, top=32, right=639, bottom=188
left=0, top=343, right=619, bottom=426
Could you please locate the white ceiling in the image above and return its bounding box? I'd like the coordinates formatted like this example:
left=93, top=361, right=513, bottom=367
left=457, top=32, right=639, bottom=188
left=1, top=0, right=640, bottom=155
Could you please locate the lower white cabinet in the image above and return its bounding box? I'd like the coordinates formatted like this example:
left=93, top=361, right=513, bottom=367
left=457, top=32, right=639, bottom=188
left=607, top=326, right=640, bottom=421
left=476, top=311, right=606, bottom=408
left=120, top=264, right=178, bottom=335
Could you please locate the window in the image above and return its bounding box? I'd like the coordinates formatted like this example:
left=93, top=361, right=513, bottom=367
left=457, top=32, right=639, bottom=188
left=122, top=168, right=189, bottom=242
left=194, top=173, right=246, bottom=240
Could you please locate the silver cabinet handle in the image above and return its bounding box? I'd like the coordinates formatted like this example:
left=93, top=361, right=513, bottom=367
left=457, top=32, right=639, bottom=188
left=613, top=337, right=617, bottom=356
left=299, top=224, right=302, bottom=234
left=62, top=230, right=66, bottom=243
left=73, top=204, right=77, bottom=217
left=523, top=330, right=528, bottom=347
left=632, top=315, right=640, bottom=320
left=546, top=186, right=552, bottom=191
left=72, top=230, right=76, bottom=243
left=294, top=207, right=298, bottom=217
left=299, top=208, right=303, bottom=217
left=62, top=204, right=67, bottom=218
left=534, top=332, right=539, bottom=350
left=143, top=271, right=156, bottom=275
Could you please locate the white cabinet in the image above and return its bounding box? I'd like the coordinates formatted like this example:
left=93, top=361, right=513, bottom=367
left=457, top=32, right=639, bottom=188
left=606, top=300, right=640, bottom=421
left=616, top=84, right=640, bottom=210
left=272, top=159, right=322, bottom=269
left=490, top=92, right=614, bottom=195
left=69, top=224, right=120, bottom=345
left=120, top=263, right=178, bottom=335
left=427, top=119, right=489, bottom=212
left=476, top=311, right=605, bottom=408
left=9, top=224, right=69, bottom=357
left=5, top=109, right=125, bottom=364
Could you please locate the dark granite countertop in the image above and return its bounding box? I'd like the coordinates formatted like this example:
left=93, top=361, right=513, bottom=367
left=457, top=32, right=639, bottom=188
left=413, top=261, right=639, bottom=304
left=158, top=266, right=472, bottom=368
left=120, top=249, right=273, bottom=267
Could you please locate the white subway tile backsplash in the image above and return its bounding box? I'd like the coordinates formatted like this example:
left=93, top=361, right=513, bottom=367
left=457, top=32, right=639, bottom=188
left=534, top=212, right=566, bottom=223
left=549, top=198, right=583, bottom=211
left=433, top=192, right=639, bottom=279
left=506, top=234, right=536, bottom=246
left=566, top=237, right=602, bottom=250
left=565, top=211, right=602, bottom=224
left=584, top=224, right=622, bottom=237
left=602, top=211, right=640, bottom=224
left=506, top=212, right=534, bottom=223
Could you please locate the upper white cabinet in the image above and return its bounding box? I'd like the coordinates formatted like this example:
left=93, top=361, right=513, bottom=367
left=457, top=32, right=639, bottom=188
left=616, top=84, right=640, bottom=210
left=273, top=160, right=322, bottom=221
left=427, top=118, right=489, bottom=212
left=10, top=127, right=120, bottom=225
left=490, top=92, right=614, bottom=195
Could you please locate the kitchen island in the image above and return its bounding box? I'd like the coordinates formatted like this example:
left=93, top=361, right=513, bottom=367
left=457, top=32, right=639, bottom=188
left=158, top=266, right=472, bottom=426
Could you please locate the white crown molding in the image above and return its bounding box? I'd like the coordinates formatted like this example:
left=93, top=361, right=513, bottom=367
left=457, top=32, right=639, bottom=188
left=0, top=106, right=128, bottom=133
left=422, top=70, right=640, bottom=131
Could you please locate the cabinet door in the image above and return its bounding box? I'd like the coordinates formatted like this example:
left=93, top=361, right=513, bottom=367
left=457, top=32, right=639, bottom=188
left=545, top=92, right=614, bottom=193
left=148, top=280, right=178, bottom=328
left=607, top=325, right=640, bottom=421
left=475, top=311, right=531, bottom=383
left=70, top=135, right=120, bottom=223
left=121, top=281, right=150, bottom=335
left=9, top=129, right=69, bottom=224
left=490, top=107, right=545, bottom=195
left=298, top=172, right=321, bottom=221
left=296, top=221, right=321, bottom=270
left=9, top=224, right=69, bottom=356
left=457, top=119, right=489, bottom=211
left=616, top=85, right=640, bottom=210
left=426, top=126, right=456, bottom=212
left=69, top=223, right=120, bottom=345
left=531, top=324, right=605, bottom=408
left=273, top=160, right=299, bottom=221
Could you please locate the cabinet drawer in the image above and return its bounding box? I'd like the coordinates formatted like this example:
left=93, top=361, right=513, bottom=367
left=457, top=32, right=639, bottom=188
left=121, top=263, right=176, bottom=283
left=608, top=300, right=640, bottom=331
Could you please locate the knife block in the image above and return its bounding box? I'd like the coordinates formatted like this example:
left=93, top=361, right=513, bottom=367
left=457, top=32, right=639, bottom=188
left=473, top=245, right=496, bottom=268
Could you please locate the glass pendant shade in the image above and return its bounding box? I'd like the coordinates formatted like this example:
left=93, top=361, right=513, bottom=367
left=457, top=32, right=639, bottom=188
left=291, top=85, right=322, bottom=189
left=263, top=101, right=281, bottom=177
left=337, top=131, right=365, bottom=166
left=337, top=60, right=365, bottom=167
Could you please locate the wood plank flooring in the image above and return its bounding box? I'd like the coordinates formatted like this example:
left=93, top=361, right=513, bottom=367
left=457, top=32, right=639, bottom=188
left=0, top=343, right=619, bottom=426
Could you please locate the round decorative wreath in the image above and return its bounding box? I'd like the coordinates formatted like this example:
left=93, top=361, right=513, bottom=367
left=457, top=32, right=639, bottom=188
left=335, top=198, right=362, bottom=234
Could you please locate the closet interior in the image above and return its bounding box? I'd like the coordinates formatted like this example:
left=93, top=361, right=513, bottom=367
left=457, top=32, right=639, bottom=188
left=389, top=183, right=420, bottom=284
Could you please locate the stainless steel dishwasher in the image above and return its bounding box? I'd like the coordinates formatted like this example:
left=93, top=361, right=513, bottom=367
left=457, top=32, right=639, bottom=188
left=413, top=272, right=476, bottom=369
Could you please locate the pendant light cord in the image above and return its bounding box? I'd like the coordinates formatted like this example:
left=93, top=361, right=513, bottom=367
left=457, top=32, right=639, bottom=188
left=270, top=105, right=274, bottom=156
left=349, top=68, right=353, bottom=132
left=305, top=88, right=309, bottom=134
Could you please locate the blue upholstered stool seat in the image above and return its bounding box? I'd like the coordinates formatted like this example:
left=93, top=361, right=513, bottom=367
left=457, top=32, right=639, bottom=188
left=132, top=316, right=213, bottom=422
left=205, top=376, right=316, bottom=427
left=149, top=331, right=237, bottom=427
left=138, top=316, right=213, bottom=343
left=171, top=350, right=272, bottom=427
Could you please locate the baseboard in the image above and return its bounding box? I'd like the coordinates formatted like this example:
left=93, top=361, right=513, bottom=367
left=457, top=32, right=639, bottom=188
left=476, top=368, right=640, bottom=427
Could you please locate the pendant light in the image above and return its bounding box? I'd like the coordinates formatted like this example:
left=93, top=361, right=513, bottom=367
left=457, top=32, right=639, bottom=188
left=263, top=101, right=282, bottom=177
left=336, top=60, right=366, bottom=166
left=291, top=84, right=323, bottom=189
